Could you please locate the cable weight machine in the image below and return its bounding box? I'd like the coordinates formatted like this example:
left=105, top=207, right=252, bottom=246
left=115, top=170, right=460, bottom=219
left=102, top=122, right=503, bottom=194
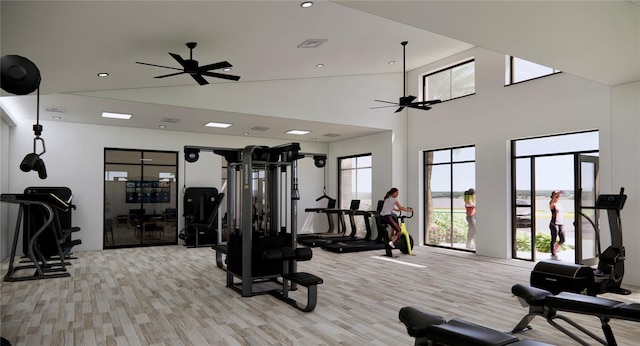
left=183, top=143, right=325, bottom=311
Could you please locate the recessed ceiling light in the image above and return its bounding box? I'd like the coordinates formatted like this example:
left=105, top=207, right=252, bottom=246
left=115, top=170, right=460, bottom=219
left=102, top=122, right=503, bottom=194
left=223, top=67, right=232, bottom=72
left=97, top=72, right=109, bottom=77
left=301, top=2, right=313, bottom=8
left=52, top=116, right=62, bottom=120
left=286, top=129, right=310, bottom=135
left=311, top=138, right=317, bottom=141
left=242, top=132, right=250, bottom=135
left=102, top=112, right=132, bottom=120
left=388, top=61, right=396, bottom=65
left=204, top=122, right=232, bottom=128
left=315, top=64, right=324, bottom=68
left=159, top=125, right=166, bottom=129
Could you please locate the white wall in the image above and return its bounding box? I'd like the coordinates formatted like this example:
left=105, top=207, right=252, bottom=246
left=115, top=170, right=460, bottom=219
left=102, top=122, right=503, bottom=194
left=610, top=81, right=640, bottom=286
left=405, top=47, right=639, bottom=286
left=1, top=116, right=10, bottom=259
left=3, top=119, right=327, bottom=253
left=328, top=131, right=393, bottom=207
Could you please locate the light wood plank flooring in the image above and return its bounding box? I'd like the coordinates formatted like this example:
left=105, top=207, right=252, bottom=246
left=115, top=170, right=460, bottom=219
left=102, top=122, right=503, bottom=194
left=2, top=245, right=639, bottom=345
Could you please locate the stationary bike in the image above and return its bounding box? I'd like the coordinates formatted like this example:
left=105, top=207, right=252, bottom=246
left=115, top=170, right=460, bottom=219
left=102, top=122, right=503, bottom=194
left=383, top=210, right=414, bottom=257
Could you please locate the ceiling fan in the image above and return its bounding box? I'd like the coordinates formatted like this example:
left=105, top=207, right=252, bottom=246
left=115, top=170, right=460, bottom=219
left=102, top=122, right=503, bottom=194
left=136, top=42, right=240, bottom=85
left=372, top=41, right=441, bottom=113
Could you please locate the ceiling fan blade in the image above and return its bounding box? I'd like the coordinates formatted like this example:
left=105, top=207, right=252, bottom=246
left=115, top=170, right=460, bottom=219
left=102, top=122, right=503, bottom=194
left=169, top=53, right=187, bottom=67
left=199, top=61, right=232, bottom=72
left=373, top=99, right=399, bottom=105
left=191, top=74, right=209, bottom=85
left=409, top=105, right=432, bottom=111
left=411, top=99, right=442, bottom=106
left=154, top=71, right=186, bottom=78
left=201, top=71, right=241, bottom=81
left=370, top=104, right=400, bottom=109
left=395, top=106, right=406, bottom=113
left=136, top=61, right=183, bottom=71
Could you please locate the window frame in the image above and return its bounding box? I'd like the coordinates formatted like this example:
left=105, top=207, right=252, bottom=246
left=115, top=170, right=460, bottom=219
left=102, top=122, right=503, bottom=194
left=505, top=55, right=562, bottom=86
left=337, top=153, right=373, bottom=211
left=423, top=145, right=476, bottom=251
left=422, top=58, right=476, bottom=103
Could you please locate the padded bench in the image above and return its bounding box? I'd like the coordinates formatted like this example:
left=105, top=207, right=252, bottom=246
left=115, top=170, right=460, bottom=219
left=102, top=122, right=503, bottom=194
left=264, top=247, right=323, bottom=312
left=399, top=307, right=554, bottom=346
left=512, top=283, right=640, bottom=346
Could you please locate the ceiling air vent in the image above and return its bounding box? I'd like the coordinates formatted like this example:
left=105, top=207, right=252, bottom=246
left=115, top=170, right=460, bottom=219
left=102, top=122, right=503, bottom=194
left=297, top=39, right=328, bottom=48
left=251, top=126, right=270, bottom=131
left=45, top=107, right=66, bottom=113
left=323, top=133, right=341, bottom=138
left=161, top=117, right=181, bottom=123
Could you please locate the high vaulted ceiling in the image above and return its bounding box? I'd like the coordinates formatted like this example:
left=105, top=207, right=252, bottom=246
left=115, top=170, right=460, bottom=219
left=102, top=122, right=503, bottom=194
left=2, top=1, right=638, bottom=142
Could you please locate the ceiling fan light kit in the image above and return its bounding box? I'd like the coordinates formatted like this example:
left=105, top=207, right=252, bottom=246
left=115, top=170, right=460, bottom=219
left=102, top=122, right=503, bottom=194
left=372, top=41, right=441, bottom=113
left=136, top=42, right=241, bottom=86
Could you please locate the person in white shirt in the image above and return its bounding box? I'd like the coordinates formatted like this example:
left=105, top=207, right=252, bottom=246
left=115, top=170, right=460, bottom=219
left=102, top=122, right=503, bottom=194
left=380, top=187, right=413, bottom=248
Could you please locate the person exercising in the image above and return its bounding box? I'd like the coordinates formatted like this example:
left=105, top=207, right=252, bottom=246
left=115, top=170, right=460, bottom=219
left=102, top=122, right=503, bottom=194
left=549, top=190, right=565, bottom=260
left=381, top=187, right=413, bottom=248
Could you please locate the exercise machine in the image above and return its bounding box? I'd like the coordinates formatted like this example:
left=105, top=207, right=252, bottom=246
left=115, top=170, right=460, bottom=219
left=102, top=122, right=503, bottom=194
left=382, top=209, right=414, bottom=257
left=511, top=283, right=640, bottom=346
left=298, top=199, right=361, bottom=247
left=179, top=187, right=223, bottom=247
left=399, top=306, right=553, bottom=346
left=1, top=192, right=80, bottom=281
left=578, top=188, right=629, bottom=295
left=530, top=188, right=630, bottom=296
left=183, top=143, right=324, bottom=312
left=321, top=200, right=388, bottom=253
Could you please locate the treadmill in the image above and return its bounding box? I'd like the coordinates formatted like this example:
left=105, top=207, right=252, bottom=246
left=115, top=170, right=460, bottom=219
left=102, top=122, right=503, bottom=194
left=322, top=200, right=388, bottom=253
left=297, top=200, right=361, bottom=247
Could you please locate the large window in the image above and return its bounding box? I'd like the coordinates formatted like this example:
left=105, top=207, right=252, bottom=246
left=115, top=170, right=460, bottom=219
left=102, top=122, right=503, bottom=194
left=424, top=146, right=476, bottom=251
left=505, top=56, right=561, bottom=85
left=511, top=130, right=599, bottom=262
left=338, top=154, right=372, bottom=211
left=423, top=59, right=475, bottom=102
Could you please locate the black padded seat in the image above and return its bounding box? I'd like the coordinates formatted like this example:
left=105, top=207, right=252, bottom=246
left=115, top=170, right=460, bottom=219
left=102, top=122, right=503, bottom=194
left=398, top=307, right=446, bottom=337
left=512, top=283, right=553, bottom=306
left=546, top=291, right=625, bottom=316
left=283, top=272, right=323, bottom=287
left=614, top=303, right=640, bottom=321
left=425, top=318, right=519, bottom=346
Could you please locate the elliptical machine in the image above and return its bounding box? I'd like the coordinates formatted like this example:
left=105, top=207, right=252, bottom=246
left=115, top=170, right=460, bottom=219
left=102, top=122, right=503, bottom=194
left=577, top=187, right=630, bottom=295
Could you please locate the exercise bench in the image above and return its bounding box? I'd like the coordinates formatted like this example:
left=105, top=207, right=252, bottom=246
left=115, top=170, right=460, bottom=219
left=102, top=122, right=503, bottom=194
left=263, top=247, right=323, bottom=312
left=511, top=283, right=640, bottom=346
left=399, top=307, right=554, bottom=346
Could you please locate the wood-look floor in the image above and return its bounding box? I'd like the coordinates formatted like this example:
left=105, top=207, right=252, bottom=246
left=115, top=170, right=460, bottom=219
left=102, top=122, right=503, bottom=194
left=1, top=245, right=639, bottom=345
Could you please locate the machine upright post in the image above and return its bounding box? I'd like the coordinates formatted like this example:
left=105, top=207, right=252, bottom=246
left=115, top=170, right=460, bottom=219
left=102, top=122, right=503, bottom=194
left=241, top=146, right=255, bottom=297
left=291, top=159, right=298, bottom=275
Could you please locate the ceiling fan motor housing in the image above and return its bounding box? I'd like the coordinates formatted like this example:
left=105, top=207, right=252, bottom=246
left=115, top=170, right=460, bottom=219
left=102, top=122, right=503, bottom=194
left=399, top=95, right=416, bottom=104
left=183, top=60, right=198, bottom=74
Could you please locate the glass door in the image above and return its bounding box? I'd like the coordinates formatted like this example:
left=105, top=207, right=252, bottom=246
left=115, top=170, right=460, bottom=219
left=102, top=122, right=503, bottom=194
left=576, top=154, right=599, bottom=266
left=513, top=157, right=534, bottom=260
left=104, top=149, right=178, bottom=248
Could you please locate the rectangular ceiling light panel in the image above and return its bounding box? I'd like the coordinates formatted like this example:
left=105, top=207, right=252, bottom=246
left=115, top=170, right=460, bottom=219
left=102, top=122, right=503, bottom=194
left=204, top=122, right=232, bottom=128
left=102, top=112, right=132, bottom=120
left=286, top=129, right=310, bottom=135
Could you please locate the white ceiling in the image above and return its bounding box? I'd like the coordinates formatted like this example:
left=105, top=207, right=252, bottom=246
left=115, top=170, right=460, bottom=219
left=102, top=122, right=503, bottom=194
left=2, top=1, right=638, bottom=143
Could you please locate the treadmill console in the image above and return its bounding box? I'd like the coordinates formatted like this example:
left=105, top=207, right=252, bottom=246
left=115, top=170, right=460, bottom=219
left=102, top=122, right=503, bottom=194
left=595, top=194, right=626, bottom=210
